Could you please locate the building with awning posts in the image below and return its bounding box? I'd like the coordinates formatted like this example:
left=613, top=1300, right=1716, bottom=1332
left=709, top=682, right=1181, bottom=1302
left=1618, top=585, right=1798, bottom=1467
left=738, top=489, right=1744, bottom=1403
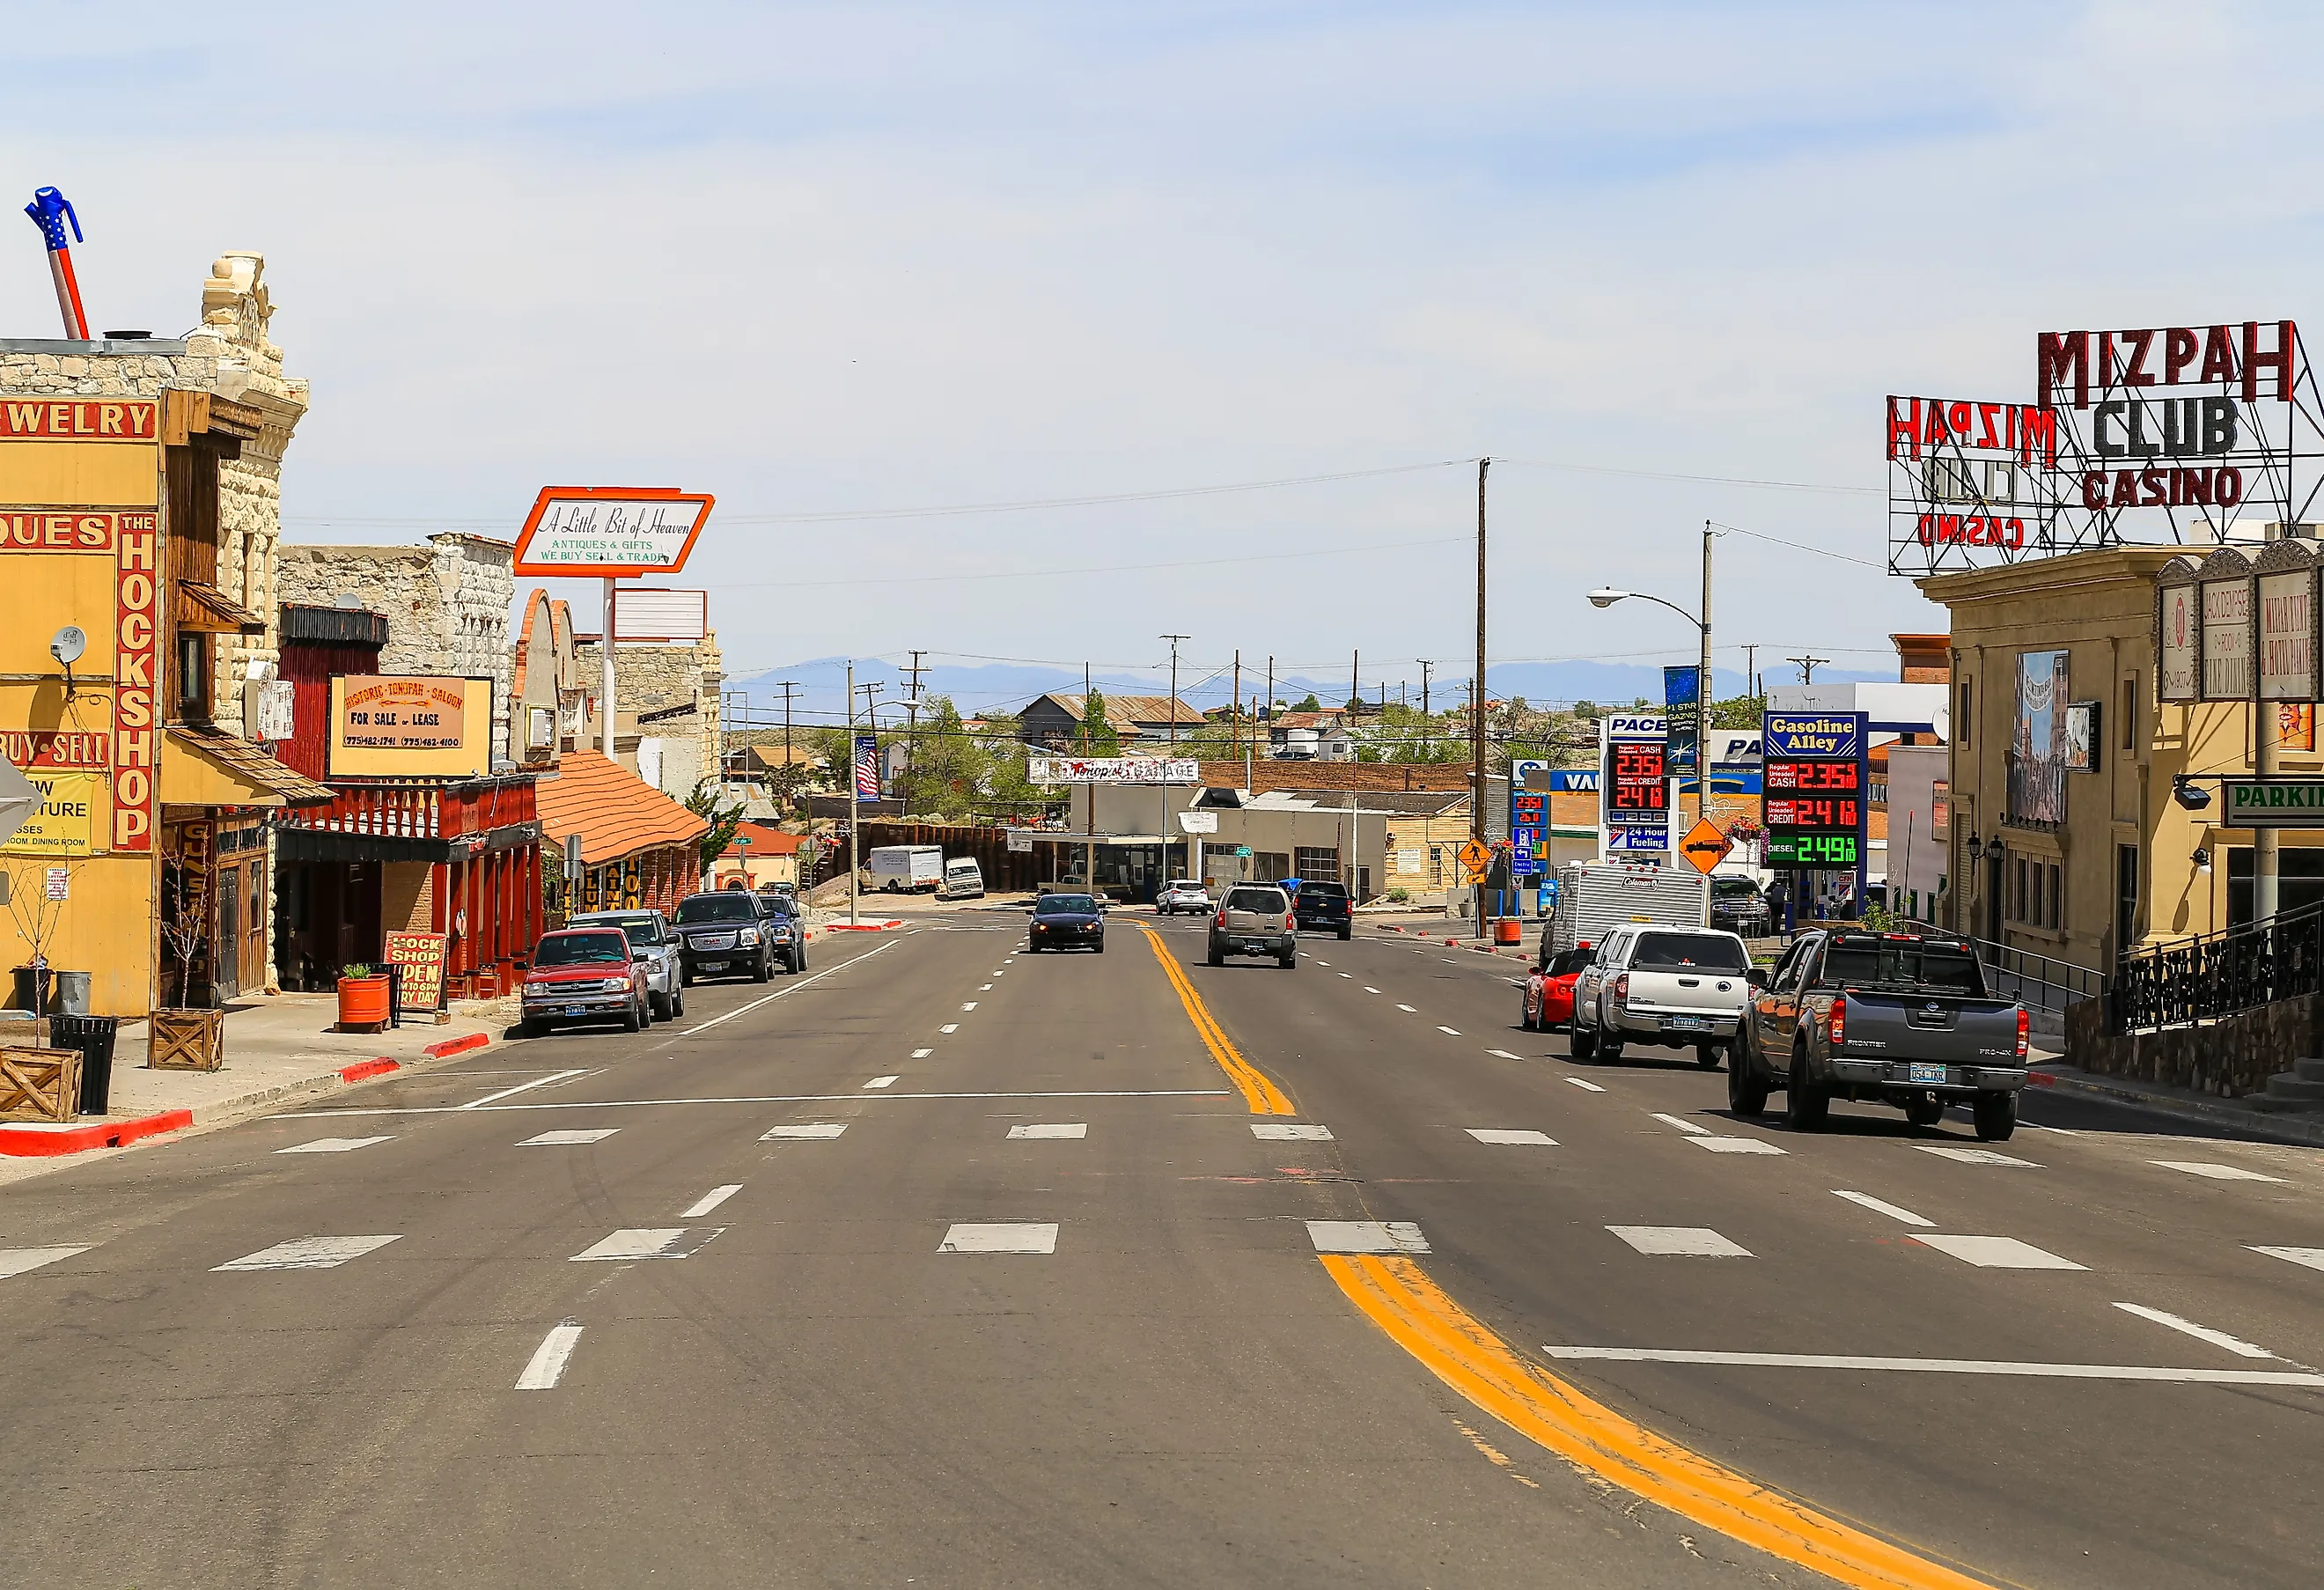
left=535, top=751, right=709, bottom=924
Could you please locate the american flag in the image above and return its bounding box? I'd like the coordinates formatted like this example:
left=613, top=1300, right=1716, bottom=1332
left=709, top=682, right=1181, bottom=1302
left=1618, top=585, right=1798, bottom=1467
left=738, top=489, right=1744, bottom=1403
left=853, top=734, right=880, bottom=802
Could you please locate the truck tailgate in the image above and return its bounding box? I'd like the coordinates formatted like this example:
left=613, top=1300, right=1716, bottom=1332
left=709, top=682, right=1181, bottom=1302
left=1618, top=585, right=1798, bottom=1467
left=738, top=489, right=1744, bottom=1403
left=1841, top=991, right=2022, bottom=1065
left=1625, top=968, right=1747, bottom=1018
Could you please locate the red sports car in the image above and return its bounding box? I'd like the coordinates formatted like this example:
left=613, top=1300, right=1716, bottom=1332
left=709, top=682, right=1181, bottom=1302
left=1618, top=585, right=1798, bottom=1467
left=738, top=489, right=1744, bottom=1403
left=1521, top=941, right=1595, bottom=1032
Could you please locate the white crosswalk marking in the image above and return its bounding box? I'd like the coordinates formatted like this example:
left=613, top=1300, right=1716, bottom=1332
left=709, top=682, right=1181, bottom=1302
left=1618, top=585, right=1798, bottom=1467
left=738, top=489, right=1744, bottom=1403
left=939, top=1223, right=1057, bottom=1254
left=516, top=1321, right=585, bottom=1389
left=864, top=1076, right=899, bottom=1089
left=570, top=1228, right=687, bottom=1262
left=761, top=1123, right=847, bottom=1139
left=1913, top=1234, right=2084, bottom=1270
left=1692, top=1137, right=1785, bottom=1155
left=2114, top=1302, right=2277, bottom=1358
left=1306, top=1220, right=1429, bottom=1255
left=519, top=1130, right=619, bottom=1146
left=1467, top=1129, right=1555, bottom=1145
left=2151, top=1160, right=2285, bottom=1183
left=1916, top=1145, right=2040, bottom=1167
left=2251, top=1245, right=2324, bottom=1273
left=940, top=1024, right=959, bottom=1034
left=276, top=1136, right=394, bottom=1154
left=216, top=1235, right=401, bottom=1271
left=0, top=1246, right=90, bottom=1280
left=1007, top=1123, right=1087, bottom=1139
left=1607, top=1226, right=1750, bottom=1257
left=681, top=1185, right=743, bottom=1217
left=1253, top=1123, right=1333, bottom=1140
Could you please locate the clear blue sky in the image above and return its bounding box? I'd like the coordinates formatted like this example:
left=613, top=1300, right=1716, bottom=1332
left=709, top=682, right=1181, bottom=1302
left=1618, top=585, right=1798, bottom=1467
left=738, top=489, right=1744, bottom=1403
left=5, top=2, right=2315, bottom=696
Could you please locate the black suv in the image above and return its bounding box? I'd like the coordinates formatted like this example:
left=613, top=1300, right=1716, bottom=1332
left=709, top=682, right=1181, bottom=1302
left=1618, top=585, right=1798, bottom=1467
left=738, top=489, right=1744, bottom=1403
left=672, top=891, right=775, bottom=983
left=1290, top=880, right=1353, bottom=940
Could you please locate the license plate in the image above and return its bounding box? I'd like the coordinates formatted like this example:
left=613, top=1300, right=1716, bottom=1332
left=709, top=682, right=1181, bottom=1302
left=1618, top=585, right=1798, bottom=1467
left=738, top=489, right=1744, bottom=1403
left=698, top=961, right=727, bottom=973
left=1910, top=1063, right=1948, bottom=1086
left=1663, top=1016, right=1710, bottom=1033
left=562, top=1005, right=587, bottom=1018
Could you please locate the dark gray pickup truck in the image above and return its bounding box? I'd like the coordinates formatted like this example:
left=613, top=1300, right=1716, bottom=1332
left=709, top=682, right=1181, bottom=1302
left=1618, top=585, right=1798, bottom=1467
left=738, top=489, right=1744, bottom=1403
left=1729, top=927, right=2030, bottom=1141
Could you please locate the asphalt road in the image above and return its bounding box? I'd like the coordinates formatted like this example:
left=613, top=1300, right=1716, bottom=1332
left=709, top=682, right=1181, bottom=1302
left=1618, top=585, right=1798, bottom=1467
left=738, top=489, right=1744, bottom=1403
left=1, top=913, right=2318, bottom=1587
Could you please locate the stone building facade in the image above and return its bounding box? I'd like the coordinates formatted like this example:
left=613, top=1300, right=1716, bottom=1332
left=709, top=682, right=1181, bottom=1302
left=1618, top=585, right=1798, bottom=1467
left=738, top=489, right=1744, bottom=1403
left=575, top=633, right=724, bottom=800
left=277, top=534, right=517, bottom=762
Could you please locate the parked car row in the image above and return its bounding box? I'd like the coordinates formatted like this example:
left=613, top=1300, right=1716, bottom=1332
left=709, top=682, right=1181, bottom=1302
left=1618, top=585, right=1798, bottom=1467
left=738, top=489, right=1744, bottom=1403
left=518, top=889, right=813, bottom=1038
left=1520, top=921, right=2030, bottom=1141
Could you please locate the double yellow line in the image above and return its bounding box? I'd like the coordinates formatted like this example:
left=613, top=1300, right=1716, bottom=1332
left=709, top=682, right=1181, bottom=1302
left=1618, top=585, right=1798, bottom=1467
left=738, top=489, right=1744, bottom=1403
left=1142, top=924, right=1998, bottom=1590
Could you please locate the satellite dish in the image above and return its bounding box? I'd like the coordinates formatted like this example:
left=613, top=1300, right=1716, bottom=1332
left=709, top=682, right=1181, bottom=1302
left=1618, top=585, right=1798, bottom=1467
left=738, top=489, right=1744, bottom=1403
left=49, top=627, right=86, bottom=666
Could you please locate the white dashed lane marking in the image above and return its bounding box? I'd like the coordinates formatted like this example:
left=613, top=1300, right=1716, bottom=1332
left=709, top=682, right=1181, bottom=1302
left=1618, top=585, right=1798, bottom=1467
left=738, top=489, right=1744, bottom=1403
left=515, top=1321, right=585, bottom=1390
left=2252, top=1245, right=2324, bottom=1272
left=864, top=1076, right=899, bottom=1090
left=2114, top=1302, right=2278, bottom=1359
left=939, top=1223, right=1057, bottom=1254
left=570, top=1228, right=690, bottom=1262
left=1916, top=1145, right=2040, bottom=1167
left=1651, top=1112, right=1710, bottom=1135
left=1007, top=1123, right=1087, bottom=1139
left=0, top=1247, right=90, bottom=1279
left=911, top=1048, right=934, bottom=1058
left=940, top=1024, right=960, bottom=1034
left=1307, top=1220, right=1429, bottom=1255
left=1692, top=1137, right=1786, bottom=1155
left=215, top=1235, right=402, bottom=1272
left=1364, top=986, right=1381, bottom=994
left=761, top=1123, right=847, bottom=1139
left=1467, top=1128, right=1555, bottom=1145
left=1437, top=1026, right=1462, bottom=1036
left=1833, top=1189, right=1934, bottom=1226
left=1607, top=1226, right=1750, bottom=1257
left=979, top=983, right=993, bottom=990
left=1396, top=1004, right=1417, bottom=1012
left=1487, top=1049, right=1521, bottom=1060
left=519, top=1129, right=620, bottom=1146
left=1913, top=1234, right=2084, bottom=1270
left=1565, top=1077, right=1607, bottom=1093
left=681, top=1184, right=742, bottom=1217
left=960, top=1002, right=978, bottom=1011
left=1253, top=1123, right=1334, bottom=1141
left=277, top=1136, right=394, bottom=1154
left=2151, top=1160, right=2285, bottom=1182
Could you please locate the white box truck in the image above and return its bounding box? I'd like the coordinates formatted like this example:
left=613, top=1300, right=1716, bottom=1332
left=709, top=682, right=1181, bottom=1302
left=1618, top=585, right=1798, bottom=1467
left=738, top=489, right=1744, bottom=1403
left=1548, top=861, right=1710, bottom=956
left=866, top=845, right=944, bottom=893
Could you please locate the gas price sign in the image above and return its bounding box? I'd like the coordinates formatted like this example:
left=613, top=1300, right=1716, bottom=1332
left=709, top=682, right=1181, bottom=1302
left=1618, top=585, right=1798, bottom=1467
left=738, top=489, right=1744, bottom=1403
left=1607, top=740, right=1667, bottom=822
left=1762, top=711, right=1866, bottom=870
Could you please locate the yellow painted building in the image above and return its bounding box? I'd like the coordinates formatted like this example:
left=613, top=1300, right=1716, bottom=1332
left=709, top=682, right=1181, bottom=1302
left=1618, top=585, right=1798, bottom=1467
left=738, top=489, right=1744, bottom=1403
left=1922, top=540, right=2324, bottom=972
left=3, top=336, right=327, bottom=1017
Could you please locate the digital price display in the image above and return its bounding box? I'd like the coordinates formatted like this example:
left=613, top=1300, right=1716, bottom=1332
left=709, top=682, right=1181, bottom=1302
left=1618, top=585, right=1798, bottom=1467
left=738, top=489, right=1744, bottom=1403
left=1608, top=740, right=1666, bottom=819
left=1762, top=713, right=1867, bottom=872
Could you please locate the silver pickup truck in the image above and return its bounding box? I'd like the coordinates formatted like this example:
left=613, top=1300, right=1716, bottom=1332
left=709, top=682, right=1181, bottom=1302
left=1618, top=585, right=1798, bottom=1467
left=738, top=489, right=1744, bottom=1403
left=1730, top=927, right=2029, bottom=1140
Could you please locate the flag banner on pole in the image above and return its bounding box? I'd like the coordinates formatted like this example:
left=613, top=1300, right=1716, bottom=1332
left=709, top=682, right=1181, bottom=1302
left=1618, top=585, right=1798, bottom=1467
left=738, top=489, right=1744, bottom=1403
left=854, top=733, right=880, bottom=802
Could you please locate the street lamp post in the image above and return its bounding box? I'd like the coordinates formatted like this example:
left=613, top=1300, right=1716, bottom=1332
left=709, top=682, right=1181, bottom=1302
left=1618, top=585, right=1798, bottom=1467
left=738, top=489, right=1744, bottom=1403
left=1588, top=526, right=1716, bottom=862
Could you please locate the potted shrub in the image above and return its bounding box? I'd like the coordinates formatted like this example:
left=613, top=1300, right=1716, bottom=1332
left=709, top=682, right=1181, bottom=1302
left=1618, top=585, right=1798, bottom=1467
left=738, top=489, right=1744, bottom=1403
left=336, top=963, right=392, bottom=1033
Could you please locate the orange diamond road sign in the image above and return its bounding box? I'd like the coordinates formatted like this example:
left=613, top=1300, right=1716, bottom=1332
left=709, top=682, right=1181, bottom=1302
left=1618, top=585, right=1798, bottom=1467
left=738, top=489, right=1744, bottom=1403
left=1678, top=818, right=1732, bottom=875
left=1458, top=838, right=1490, bottom=881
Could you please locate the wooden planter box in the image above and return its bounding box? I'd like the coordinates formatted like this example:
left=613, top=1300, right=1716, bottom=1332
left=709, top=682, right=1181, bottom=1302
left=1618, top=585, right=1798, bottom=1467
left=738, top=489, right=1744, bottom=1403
left=149, top=1008, right=226, bottom=1071
left=1, top=1046, right=83, bottom=1122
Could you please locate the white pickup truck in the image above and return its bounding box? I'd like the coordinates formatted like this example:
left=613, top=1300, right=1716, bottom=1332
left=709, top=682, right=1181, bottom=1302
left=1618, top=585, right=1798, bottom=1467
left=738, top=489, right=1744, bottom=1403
left=1570, top=924, right=1754, bottom=1069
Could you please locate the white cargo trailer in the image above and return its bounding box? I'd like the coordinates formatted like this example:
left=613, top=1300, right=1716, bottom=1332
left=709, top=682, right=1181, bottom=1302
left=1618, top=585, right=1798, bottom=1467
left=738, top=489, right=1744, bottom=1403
left=1548, top=861, right=1710, bottom=956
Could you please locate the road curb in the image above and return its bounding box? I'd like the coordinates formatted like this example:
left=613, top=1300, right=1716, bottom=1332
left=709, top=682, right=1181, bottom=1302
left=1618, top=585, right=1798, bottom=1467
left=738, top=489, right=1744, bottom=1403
left=2028, top=1064, right=2324, bottom=1146
left=0, top=1108, right=195, bottom=1157
left=422, top=1031, right=491, bottom=1060
left=340, top=1057, right=400, bottom=1082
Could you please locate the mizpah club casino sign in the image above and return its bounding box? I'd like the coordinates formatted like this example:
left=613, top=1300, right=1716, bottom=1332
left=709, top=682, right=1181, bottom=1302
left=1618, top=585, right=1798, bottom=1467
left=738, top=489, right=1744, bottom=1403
left=1886, top=319, right=2323, bottom=576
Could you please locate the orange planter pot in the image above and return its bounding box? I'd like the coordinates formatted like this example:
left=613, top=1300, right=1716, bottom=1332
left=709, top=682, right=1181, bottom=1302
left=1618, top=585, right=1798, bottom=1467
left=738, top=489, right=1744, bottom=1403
left=1493, top=916, right=1523, bottom=946
left=336, top=975, right=392, bottom=1032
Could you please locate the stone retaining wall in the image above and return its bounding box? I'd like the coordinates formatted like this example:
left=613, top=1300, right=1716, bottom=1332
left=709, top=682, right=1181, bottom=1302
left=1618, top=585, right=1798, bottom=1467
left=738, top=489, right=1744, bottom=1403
left=2065, top=992, right=2314, bottom=1098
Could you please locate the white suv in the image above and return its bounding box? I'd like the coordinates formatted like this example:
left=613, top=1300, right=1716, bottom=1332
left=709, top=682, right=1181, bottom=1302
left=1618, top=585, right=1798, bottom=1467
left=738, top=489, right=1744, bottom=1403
left=1570, top=924, right=1752, bottom=1069
left=1158, top=879, right=1212, bottom=916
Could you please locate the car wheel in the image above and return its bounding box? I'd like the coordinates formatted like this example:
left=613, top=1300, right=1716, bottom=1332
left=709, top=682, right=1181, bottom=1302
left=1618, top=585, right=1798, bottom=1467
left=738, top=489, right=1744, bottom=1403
left=1207, top=944, right=1224, bottom=968
left=515, top=1018, right=540, bottom=1040
left=680, top=966, right=694, bottom=988
left=754, top=953, right=772, bottom=983
left=1279, top=948, right=1296, bottom=968
left=1600, top=1035, right=1624, bottom=1062
left=1338, top=925, right=1351, bottom=941
left=622, top=998, right=644, bottom=1034
left=1520, top=994, right=1537, bottom=1033
left=1727, top=1042, right=1769, bottom=1115
left=1784, top=1047, right=1828, bottom=1130
left=1569, top=1020, right=1597, bottom=1059
left=651, top=990, right=672, bottom=1020
left=1095, top=939, right=1106, bottom=953
left=1904, top=1093, right=1945, bottom=1129
left=1972, top=1091, right=2018, bottom=1142
left=671, top=990, right=685, bottom=1020
left=1695, top=1042, right=1724, bottom=1070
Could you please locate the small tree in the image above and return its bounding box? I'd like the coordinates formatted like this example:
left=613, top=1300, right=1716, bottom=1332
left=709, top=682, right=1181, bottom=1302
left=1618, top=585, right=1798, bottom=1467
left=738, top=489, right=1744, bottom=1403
left=4, top=859, right=77, bottom=1031
left=685, top=779, right=748, bottom=873
left=1079, top=690, right=1122, bottom=755
left=155, top=854, right=211, bottom=1009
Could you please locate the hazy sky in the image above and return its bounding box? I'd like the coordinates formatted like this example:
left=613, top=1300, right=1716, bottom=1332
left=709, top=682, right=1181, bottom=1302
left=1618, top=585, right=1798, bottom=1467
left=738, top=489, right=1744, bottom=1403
left=5, top=2, right=2313, bottom=698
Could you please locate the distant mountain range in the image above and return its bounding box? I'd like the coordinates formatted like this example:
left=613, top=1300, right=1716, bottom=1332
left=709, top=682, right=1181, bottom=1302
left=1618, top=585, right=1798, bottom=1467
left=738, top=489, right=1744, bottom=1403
left=722, top=656, right=1891, bottom=730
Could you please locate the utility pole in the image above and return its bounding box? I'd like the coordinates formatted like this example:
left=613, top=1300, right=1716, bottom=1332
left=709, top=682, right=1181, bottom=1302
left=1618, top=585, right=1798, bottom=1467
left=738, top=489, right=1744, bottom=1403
left=1419, top=659, right=1432, bottom=720
left=901, top=650, right=926, bottom=817
left=1789, top=654, right=1829, bottom=685
left=1743, top=645, right=1758, bottom=700
left=1232, top=650, right=1241, bottom=762
left=775, top=678, right=800, bottom=817
left=1473, top=457, right=1489, bottom=939
left=846, top=660, right=858, bottom=927
left=1697, top=523, right=1715, bottom=834
left=1083, top=663, right=1094, bottom=892
left=1265, top=656, right=1274, bottom=757
left=1351, top=650, right=1359, bottom=717
left=1162, top=633, right=1189, bottom=889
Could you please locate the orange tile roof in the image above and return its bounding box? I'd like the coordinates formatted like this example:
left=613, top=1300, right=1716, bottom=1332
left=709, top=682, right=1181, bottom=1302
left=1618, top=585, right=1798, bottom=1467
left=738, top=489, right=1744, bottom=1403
left=535, top=750, right=710, bottom=867
left=724, top=821, right=803, bottom=858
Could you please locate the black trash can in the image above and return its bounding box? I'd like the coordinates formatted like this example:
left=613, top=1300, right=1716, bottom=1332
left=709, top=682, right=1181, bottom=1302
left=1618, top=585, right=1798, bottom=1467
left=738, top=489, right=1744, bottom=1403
left=51, top=1014, right=119, bottom=1116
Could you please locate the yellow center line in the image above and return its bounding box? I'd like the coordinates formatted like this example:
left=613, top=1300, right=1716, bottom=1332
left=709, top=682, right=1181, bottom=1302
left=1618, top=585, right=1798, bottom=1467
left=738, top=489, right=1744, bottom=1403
left=1138, top=926, right=1296, bottom=1115
left=1321, top=1254, right=2005, bottom=1590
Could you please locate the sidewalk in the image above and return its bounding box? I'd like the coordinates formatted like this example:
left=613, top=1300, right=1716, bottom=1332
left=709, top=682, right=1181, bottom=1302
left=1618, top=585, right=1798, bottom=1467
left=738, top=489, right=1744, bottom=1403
left=0, top=992, right=511, bottom=1175
left=2026, top=1051, right=2324, bottom=1147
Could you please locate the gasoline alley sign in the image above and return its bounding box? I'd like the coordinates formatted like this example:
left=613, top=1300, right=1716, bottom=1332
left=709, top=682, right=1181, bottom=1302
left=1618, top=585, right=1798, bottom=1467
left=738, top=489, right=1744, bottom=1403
left=1887, top=319, right=2322, bottom=576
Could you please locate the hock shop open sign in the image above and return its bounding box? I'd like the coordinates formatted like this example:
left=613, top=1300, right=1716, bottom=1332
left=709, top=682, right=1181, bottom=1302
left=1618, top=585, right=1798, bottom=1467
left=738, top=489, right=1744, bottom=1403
left=1887, top=320, right=2323, bottom=575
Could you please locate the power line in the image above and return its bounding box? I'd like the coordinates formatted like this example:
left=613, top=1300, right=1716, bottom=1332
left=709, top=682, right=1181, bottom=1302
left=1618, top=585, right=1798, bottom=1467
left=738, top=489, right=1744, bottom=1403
left=1499, top=459, right=1879, bottom=497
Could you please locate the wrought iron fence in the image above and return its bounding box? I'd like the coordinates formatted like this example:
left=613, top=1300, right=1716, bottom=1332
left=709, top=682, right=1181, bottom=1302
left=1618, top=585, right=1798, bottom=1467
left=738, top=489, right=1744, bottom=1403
left=2110, top=900, right=2324, bottom=1034
left=1968, top=936, right=2107, bottom=1017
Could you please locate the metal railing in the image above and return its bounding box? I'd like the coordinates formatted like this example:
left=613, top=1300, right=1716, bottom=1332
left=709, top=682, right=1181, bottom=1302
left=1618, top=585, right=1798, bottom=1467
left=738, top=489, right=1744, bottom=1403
left=2111, top=900, right=2324, bottom=1034
left=1968, top=935, right=2107, bottom=1017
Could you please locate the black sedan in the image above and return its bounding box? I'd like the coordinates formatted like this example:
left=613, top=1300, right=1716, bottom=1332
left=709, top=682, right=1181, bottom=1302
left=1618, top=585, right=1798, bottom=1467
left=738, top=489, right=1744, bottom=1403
left=1026, top=892, right=1105, bottom=953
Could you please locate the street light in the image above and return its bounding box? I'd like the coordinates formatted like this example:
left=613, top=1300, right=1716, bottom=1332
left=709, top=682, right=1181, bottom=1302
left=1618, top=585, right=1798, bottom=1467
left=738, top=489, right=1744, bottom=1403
left=1583, top=540, right=1715, bottom=870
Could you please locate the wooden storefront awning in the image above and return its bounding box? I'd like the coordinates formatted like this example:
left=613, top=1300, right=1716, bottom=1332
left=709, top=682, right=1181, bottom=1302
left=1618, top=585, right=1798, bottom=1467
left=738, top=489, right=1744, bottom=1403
left=175, top=581, right=266, bottom=636
left=161, top=723, right=335, bottom=809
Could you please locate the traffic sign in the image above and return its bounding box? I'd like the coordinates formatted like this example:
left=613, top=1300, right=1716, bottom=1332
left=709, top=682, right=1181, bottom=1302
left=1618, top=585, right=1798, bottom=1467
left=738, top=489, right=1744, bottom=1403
left=1677, top=818, right=1732, bottom=875
left=1458, top=837, right=1489, bottom=883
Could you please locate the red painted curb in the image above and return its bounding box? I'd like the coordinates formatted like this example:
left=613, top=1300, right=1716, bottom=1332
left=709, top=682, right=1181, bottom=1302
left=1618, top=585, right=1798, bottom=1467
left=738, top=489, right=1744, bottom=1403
left=340, top=1057, right=400, bottom=1083
left=0, top=1109, right=194, bottom=1158
left=422, top=1032, right=491, bottom=1060
left=2026, top=1071, right=2057, bottom=1087
left=826, top=920, right=903, bottom=931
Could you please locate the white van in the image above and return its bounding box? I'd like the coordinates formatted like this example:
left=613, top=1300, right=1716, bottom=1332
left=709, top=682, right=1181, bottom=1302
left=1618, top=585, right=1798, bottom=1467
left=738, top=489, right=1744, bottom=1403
left=866, top=845, right=944, bottom=893
left=939, top=857, right=986, bottom=900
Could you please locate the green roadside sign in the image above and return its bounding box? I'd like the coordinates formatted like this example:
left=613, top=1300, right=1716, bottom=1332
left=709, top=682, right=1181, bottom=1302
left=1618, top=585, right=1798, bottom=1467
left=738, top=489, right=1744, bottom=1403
left=2222, top=780, right=2324, bottom=826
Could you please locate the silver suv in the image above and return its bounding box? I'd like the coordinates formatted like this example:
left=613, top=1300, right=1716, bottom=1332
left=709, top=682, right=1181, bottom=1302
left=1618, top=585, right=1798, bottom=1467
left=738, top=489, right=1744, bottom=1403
left=569, top=909, right=685, bottom=1020
left=1158, top=879, right=1212, bottom=916
left=1206, top=885, right=1296, bottom=968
